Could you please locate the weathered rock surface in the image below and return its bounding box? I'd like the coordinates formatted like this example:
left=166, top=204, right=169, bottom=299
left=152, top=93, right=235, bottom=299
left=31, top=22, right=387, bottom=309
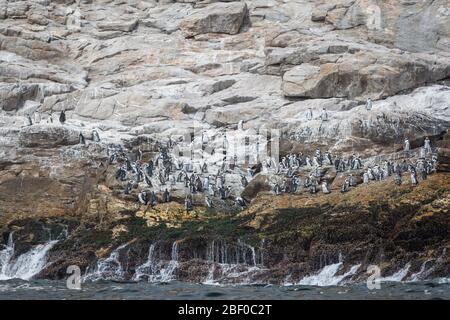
left=0, top=0, right=449, bottom=284
left=281, top=53, right=450, bottom=99
left=19, top=124, right=79, bottom=148
left=179, top=2, right=247, bottom=37
left=311, top=0, right=450, bottom=52
left=1, top=0, right=446, bottom=149
left=97, top=19, right=139, bottom=33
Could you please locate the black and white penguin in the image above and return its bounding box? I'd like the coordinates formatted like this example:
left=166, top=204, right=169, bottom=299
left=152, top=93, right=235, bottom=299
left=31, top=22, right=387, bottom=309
left=144, top=174, right=152, bottom=187
left=150, top=191, right=157, bottom=206
left=109, top=153, right=117, bottom=164
left=159, top=171, right=166, bottom=185
left=124, top=180, right=133, bottom=194
left=365, top=98, right=372, bottom=111
left=185, top=195, right=193, bottom=212
left=238, top=120, right=244, bottom=131
left=34, top=112, right=41, bottom=124
left=26, top=114, right=33, bottom=126
left=79, top=133, right=86, bottom=145
left=125, top=157, right=133, bottom=171
left=225, top=186, right=232, bottom=199
left=235, top=197, right=246, bottom=207
left=309, top=182, right=317, bottom=194
left=349, top=174, right=356, bottom=187
left=138, top=191, right=148, bottom=205
left=306, top=108, right=313, bottom=121
left=341, top=179, right=350, bottom=193
left=394, top=173, right=402, bottom=186
left=115, top=166, right=127, bottom=181
left=241, top=175, right=248, bottom=187
left=205, top=196, right=213, bottom=208
left=162, top=189, right=170, bottom=203
left=274, top=183, right=281, bottom=195
left=136, top=169, right=144, bottom=183
left=147, top=160, right=154, bottom=177
left=321, top=181, right=331, bottom=194
left=92, top=130, right=100, bottom=142
left=59, top=110, right=66, bottom=124
left=327, top=152, right=333, bottom=165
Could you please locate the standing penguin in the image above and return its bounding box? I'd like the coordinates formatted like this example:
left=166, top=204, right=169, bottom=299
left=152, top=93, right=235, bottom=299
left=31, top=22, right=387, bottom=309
left=47, top=112, right=54, bottom=124
left=34, top=112, right=41, bottom=124
left=150, top=191, right=157, bottom=206
left=320, top=108, right=328, bottom=121
left=219, top=186, right=226, bottom=199
left=321, top=181, right=331, bottom=194
left=115, top=166, right=127, bottom=181
left=410, top=171, right=418, bottom=186
left=365, top=98, right=372, bottom=111
left=424, top=137, right=432, bottom=154
left=162, top=189, right=170, bottom=203
left=138, top=191, right=148, bottom=205
left=205, top=196, right=213, bottom=208
left=349, top=174, right=356, bottom=187
left=419, top=147, right=426, bottom=158
left=235, top=197, right=246, bottom=207
left=309, top=180, right=317, bottom=194
left=203, top=176, right=210, bottom=190
left=241, top=175, right=248, bottom=187
left=144, top=174, right=152, bottom=187
left=185, top=195, right=193, bottom=212
left=404, top=139, right=410, bottom=152
left=26, top=114, right=33, bottom=126
left=146, top=160, right=154, bottom=177
left=306, top=108, right=313, bottom=121
left=124, top=180, right=133, bottom=195
left=79, top=132, right=85, bottom=145
left=224, top=186, right=232, bottom=199
left=409, top=165, right=418, bottom=186
left=394, top=173, right=402, bottom=186
left=341, top=179, right=350, bottom=193
left=420, top=167, right=427, bottom=180
left=363, top=172, right=369, bottom=184
left=238, top=120, right=244, bottom=131
left=59, top=110, right=66, bottom=124
left=92, top=130, right=100, bottom=142
left=274, top=183, right=282, bottom=195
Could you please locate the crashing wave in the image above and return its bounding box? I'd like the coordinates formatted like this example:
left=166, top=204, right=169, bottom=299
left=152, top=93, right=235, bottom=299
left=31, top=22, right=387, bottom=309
left=0, top=234, right=58, bottom=281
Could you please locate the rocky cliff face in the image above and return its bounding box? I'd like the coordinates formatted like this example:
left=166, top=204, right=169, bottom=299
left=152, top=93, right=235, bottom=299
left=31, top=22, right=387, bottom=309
left=0, top=0, right=449, bottom=284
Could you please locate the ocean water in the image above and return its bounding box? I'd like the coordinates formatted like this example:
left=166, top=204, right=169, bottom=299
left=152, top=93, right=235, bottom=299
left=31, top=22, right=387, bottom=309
left=0, top=280, right=449, bottom=300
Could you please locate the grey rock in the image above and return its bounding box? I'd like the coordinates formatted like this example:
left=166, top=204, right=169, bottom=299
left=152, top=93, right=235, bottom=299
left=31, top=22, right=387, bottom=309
left=97, top=18, right=139, bottom=32
left=179, top=2, right=247, bottom=37
left=282, top=51, right=450, bottom=99
left=19, top=124, right=79, bottom=148
left=0, top=0, right=448, bottom=167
